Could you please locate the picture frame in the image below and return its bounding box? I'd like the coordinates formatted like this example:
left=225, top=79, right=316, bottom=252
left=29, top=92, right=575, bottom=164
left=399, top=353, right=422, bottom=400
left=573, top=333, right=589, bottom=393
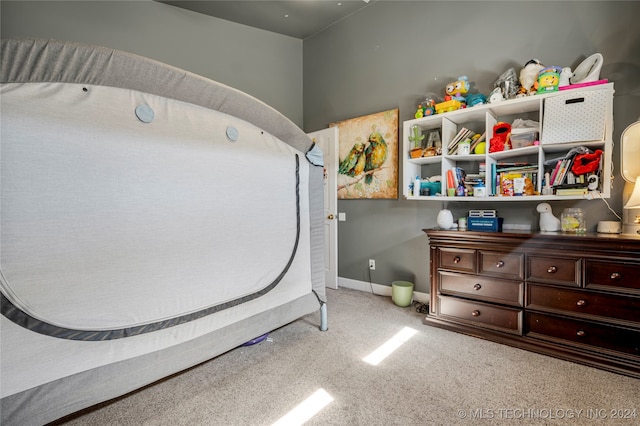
left=330, top=108, right=399, bottom=199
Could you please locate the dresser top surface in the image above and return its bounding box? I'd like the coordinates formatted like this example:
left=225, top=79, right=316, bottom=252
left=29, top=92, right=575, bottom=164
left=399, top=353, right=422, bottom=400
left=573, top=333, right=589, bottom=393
left=423, top=229, right=640, bottom=254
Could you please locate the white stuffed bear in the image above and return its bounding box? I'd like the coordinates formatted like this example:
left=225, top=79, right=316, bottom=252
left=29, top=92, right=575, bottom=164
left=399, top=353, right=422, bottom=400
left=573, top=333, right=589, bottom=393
left=537, top=203, right=561, bottom=231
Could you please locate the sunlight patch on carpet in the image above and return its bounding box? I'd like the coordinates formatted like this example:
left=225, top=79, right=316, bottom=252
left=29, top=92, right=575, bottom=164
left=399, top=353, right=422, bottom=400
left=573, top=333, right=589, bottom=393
left=363, top=326, right=418, bottom=366
left=271, top=388, right=333, bottom=426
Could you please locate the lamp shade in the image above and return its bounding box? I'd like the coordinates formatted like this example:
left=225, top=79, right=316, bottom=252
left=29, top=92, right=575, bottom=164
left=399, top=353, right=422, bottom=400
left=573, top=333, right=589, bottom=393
left=621, top=121, right=640, bottom=183
left=624, top=177, right=640, bottom=209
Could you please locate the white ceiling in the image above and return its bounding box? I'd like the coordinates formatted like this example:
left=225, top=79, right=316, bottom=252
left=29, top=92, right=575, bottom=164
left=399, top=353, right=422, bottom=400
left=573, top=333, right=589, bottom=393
left=159, top=1, right=374, bottom=39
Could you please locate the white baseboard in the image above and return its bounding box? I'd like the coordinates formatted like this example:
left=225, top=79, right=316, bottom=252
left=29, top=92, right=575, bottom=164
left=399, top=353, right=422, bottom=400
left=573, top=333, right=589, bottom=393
left=337, top=277, right=429, bottom=304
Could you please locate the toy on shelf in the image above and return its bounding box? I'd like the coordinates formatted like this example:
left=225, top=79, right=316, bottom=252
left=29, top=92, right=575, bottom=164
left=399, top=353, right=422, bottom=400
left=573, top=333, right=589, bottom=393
left=424, top=129, right=442, bottom=156
left=519, top=59, right=545, bottom=96
left=570, top=53, right=603, bottom=84
left=493, top=68, right=520, bottom=100
left=489, top=122, right=511, bottom=153
left=408, top=125, right=425, bottom=158
left=559, top=67, right=573, bottom=87
left=415, top=100, right=435, bottom=118
left=537, top=66, right=562, bottom=94
left=434, top=76, right=474, bottom=114
left=488, top=87, right=505, bottom=103
left=444, top=76, right=470, bottom=102
left=414, top=93, right=440, bottom=118
left=466, top=92, right=487, bottom=107
left=435, top=99, right=462, bottom=114
left=474, top=140, right=487, bottom=155
left=571, top=149, right=603, bottom=176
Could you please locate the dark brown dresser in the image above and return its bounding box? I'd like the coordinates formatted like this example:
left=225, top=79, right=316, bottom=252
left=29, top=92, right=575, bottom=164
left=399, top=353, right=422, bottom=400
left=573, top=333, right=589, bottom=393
left=423, top=229, right=640, bottom=378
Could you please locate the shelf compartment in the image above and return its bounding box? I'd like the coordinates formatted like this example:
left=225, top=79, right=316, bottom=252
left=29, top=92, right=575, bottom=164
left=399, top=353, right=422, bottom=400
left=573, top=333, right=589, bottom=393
left=403, top=83, right=614, bottom=200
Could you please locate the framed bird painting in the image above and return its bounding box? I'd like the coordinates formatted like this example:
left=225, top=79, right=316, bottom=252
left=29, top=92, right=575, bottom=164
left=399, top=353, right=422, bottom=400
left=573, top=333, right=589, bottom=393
left=330, top=108, right=399, bottom=199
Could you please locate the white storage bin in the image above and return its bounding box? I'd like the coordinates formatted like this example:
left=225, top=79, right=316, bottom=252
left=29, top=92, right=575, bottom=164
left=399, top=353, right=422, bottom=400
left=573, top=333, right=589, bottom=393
left=541, top=88, right=608, bottom=144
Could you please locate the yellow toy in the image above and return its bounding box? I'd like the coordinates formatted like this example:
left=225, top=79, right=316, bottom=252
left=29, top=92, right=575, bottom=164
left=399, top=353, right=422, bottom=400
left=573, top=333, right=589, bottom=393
left=444, top=76, right=470, bottom=102
left=537, top=66, right=562, bottom=94
left=435, top=99, right=462, bottom=114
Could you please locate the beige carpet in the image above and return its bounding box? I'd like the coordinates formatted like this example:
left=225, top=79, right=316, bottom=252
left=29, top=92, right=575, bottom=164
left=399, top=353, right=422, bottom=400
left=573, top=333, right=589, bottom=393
left=57, top=287, right=639, bottom=425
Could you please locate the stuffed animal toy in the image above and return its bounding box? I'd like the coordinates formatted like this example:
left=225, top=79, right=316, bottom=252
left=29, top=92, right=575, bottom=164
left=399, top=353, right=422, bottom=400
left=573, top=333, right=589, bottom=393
left=523, top=177, right=536, bottom=195
left=519, top=59, right=545, bottom=95
left=537, top=203, right=561, bottom=232
left=571, top=149, right=603, bottom=175
left=489, top=122, right=511, bottom=152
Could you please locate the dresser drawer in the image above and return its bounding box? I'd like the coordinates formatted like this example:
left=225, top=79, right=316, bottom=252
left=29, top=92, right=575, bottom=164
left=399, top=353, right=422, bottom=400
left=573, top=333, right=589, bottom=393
left=585, top=260, right=640, bottom=294
left=437, top=247, right=476, bottom=272
left=439, top=271, right=523, bottom=306
left=479, top=251, right=523, bottom=279
left=526, top=312, right=640, bottom=358
left=527, top=255, right=580, bottom=286
left=438, top=295, right=522, bottom=335
left=527, top=284, right=640, bottom=326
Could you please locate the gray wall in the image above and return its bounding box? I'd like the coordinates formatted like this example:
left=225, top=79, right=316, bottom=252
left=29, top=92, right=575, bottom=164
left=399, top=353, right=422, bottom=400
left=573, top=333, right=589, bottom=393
left=2, top=0, right=639, bottom=294
left=303, top=1, right=640, bottom=293
left=0, top=0, right=304, bottom=127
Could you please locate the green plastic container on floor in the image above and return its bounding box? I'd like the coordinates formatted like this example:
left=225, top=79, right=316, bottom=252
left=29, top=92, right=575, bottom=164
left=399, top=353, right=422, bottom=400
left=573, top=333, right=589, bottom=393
left=391, top=281, right=414, bottom=307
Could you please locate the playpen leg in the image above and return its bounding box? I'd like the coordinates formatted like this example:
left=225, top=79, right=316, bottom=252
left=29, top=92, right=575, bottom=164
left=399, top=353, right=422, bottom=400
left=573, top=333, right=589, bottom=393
left=319, top=302, right=328, bottom=331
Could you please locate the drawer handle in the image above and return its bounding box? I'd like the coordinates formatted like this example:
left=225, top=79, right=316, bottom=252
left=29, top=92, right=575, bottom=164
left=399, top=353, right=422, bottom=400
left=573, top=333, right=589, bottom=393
left=576, top=330, right=586, bottom=337
left=547, top=266, right=557, bottom=274
left=496, top=260, right=505, bottom=268
left=471, top=310, right=480, bottom=317
left=473, top=283, right=482, bottom=291
left=610, top=272, right=622, bottom=281
left=576, top=299, right=587, bottom=307
left=453, top=256, right=461, bottom=264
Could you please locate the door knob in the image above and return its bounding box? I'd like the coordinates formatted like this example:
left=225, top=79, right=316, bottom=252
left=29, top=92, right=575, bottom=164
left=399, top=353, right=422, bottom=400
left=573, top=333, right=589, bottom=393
left=327, top=214, right=335, bottom=220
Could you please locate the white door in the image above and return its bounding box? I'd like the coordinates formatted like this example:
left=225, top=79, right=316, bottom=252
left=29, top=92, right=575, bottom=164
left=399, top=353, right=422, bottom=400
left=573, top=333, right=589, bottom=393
left=307, top=127, right=338, bottom=290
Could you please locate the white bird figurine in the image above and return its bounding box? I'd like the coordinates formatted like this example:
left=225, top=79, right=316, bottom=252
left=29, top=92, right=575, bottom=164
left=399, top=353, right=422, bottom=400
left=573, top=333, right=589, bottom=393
left=537, top=203, right=561, bottom=231
left=559, top=67, right=573, bottom=87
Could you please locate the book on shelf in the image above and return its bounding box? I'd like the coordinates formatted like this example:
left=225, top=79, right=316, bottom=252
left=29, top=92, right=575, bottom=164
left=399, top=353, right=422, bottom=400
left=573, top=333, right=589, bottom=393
left=555, top=187, right=589, bottom=196
left=549, top=160, right=562, bottom=185
left=448, top=127, right=470, bottom=148
left=496, top=165, right=538, bottom=174
left=552, top=156, right=575, bottom=186
left=494, top=161, right=534, bottom=169
left=448, top=128, right=474, bottom=154
left=554, top=183, right=587, bottom=190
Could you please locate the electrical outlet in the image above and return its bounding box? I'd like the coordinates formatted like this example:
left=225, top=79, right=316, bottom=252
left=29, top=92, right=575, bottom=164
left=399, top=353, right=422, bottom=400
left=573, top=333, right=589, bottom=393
left=369, top=259, right=376, bottom=270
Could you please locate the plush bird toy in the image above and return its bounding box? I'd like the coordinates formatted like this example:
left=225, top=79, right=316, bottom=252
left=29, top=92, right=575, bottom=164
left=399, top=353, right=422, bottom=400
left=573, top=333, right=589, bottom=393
left=364, top=131, right=388, bottom=184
